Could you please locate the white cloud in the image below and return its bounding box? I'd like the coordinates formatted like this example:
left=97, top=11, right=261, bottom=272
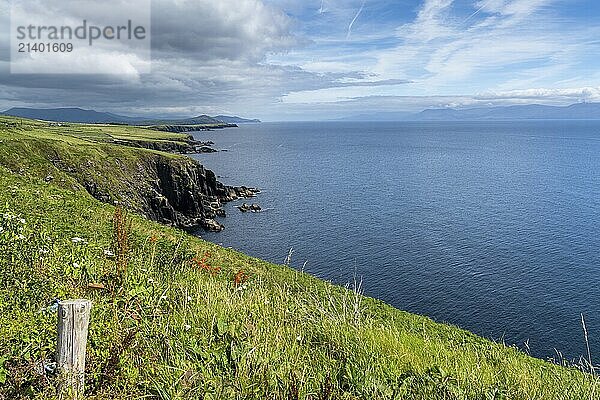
left=284, top=0, right=600, bottom=107
left=397, top=0, right=456, bottom=42
left=477, top=86, right=600, bottom=102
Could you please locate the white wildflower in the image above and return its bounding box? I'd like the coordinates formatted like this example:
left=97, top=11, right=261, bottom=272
left=17, top=234, right=25, bottom=240
left=147, top=278, right=155, bottom=284
left=73, top=262, right=80, bottom=269
left=0, top=227, right=4, bottom=233
left=19, top=218, right=25, bottom=224
left=103, top=249, right=115, bottom=257
left=184, top=324, right=191, bottom=331
left=39, top=248, right=49, bottom=255
left=71, top=237, right=87, bottom=244
left=160, top=295, right=167, bottom=300
left=296, top=335, right=302, bottom=342
left=186, top=296, right=192, bottom=302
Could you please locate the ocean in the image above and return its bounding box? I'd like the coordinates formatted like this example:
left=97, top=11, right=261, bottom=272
left=192, top=121, right=600, bottom=361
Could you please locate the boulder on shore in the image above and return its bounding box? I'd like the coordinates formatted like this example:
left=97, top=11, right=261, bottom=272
left=201, top=218, right=224, bottom=232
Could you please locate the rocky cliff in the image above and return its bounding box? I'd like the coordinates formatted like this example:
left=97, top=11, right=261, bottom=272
left=78, top=152, right=259, bottom=232
left=137, top=156, right=258, bottom=231
left=148, top=123, right=237, bottom=133
left=112, top=137, right=217, bottom=154
left=0, top=116, right=257, bottom=231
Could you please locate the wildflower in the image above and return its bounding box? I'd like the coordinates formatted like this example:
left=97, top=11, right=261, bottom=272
left=296, top=335, right=302, bottom=342
left=19, top=218, right=25, bottom=224
left=103, top=249, right=115, bottom=257
left=233, top=270, right=249, bottom=288
left=71, top=237, right=87, bottom=244
left=147, top=278, right=155, bottom=284
left=186, top=296, right=192, bottom=301
left=39, top=248, right=49, bottom=254
left=160, top=295, right=167, bottom=300
left=184, top=324, right=191, bottom=331
left=192, top=253, right=220, bottom=276
left=73, top=262, right=80, bottom=269
left=17, top=234, right=25, bottom=240
left=0, top=227, right=3, bottom=233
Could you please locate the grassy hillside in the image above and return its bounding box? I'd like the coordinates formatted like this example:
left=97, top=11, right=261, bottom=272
left=0, top=116, right=238, bottom=230
left=0, top=117, right=597, bottom=399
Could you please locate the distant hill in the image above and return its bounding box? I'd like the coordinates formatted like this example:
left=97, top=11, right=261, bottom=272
left=0, top=107, right=145, bottom=124
left=410, top=102, right=600, bottom=121
left=334, top=103, right=600, bottom=122
left=214, top=115, right=261, bottom=123
left=0, top=107, right=260, bottom=125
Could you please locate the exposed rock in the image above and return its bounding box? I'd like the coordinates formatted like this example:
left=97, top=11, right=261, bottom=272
left=42, top=136, right=256, bottom=231
left=144, top=157, right=235, bottom=229
left=201, top=218, right=224, bottom=232
left=234, top=186, right=261, bottom=198
left=237, top=203, right=262, bottom=213
left=197, top=146, right=217, bottom=153
left=114, top=137, right=218, bottom=155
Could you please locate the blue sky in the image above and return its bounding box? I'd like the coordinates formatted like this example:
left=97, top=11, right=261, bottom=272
left=1, top=0, right=599, bottom=120
left=266, top=0, right=600, bottom=119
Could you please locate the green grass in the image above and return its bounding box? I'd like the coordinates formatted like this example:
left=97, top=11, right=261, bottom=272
left=0, top=115, right=193, bottom=143
left=0, top=116, right=200, bottom=214
left=0, top=117, right=598, bottom=399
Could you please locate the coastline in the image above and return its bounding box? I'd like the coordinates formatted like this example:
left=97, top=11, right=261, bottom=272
left=0, top=116, right=258, bottom=232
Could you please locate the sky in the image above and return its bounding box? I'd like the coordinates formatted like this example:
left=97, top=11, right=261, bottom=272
left=1, top=0, right=599, bottom=121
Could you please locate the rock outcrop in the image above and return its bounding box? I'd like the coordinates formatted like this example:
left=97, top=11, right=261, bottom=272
left=139, top=157, right=259, bottom=231
left=48, top=146, right=258, bottom=232
left=113, top=138, right=217, bottom=154
left=237, top=203, right=262, bottom=213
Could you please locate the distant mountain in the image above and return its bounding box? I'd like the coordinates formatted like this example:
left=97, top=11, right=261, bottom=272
left=333, top=103, right=600, bottom=122
left=410, top=103, right=600, bottom=121
left=214, top=115, right=261, bottom=123
left=1, top=107, right=145, bottom=124
left=0, top=107, right=260, bottom=125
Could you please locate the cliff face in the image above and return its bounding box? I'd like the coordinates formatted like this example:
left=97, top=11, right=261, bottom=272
left=84, top=154, right=259, bottom=232
left=113, top=138, right=217, bottom=154
left=0, top=116, right=257, bottom=232
left=146, top=157, right=229, bottom=231
left=29, top=142, right=257, bottom=232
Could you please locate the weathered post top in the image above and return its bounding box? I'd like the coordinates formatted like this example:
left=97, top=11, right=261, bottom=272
left=56, top=299, right=92, bottom=400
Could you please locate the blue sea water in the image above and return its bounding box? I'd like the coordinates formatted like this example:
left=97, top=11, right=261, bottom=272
left=192, top=121, right=600, bottom=361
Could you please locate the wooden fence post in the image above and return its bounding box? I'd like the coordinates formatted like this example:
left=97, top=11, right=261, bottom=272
left=56, top=299, right=92, bottom=399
